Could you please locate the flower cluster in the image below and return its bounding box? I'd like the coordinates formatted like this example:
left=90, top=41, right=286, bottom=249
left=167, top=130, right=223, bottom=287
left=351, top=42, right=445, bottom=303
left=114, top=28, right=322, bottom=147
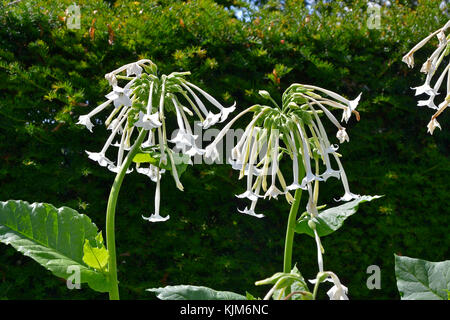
left=402, top=20, right=450, bottom=134
left=205, top=84, right=362, bottom=219
left=77, top=59, right=235, bottom=222
left=205, top=84, right=360, bottom=300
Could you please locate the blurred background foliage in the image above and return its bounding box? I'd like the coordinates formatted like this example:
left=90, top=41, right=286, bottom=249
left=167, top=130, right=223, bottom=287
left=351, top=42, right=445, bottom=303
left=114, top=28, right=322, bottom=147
left=0, top=0, right=448, bottom=300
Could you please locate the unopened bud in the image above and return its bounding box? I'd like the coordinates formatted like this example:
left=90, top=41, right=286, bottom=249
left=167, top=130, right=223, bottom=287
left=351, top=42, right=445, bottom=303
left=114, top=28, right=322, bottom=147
left=258, top=90, right=271, bottom=99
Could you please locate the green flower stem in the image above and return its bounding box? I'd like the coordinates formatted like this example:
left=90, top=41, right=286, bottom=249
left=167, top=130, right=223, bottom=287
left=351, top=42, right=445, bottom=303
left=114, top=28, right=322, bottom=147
left=283, top=162, right=305, bottom=298
left=312, top=277, right=321, bottom=300
left=283, top=188, right=303, bottom=272
left=106, top=129, right=147, bottom=300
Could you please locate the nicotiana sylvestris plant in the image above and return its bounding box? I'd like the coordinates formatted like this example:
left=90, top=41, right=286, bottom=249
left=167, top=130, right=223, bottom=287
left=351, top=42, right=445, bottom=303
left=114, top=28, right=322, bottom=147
left=402, top=20, right=450, bottom=134
left=0, top=59, right=236, bottom=300
left=398, top=25, right=450, bottom=299
left=148, top=84, right=381, bottom=301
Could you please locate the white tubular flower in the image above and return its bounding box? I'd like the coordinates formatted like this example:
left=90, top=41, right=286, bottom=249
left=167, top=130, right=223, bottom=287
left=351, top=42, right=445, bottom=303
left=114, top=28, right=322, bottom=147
left=238, top=179, right=264, bottom=218
left=204, top=107, right=257, bottom=161
left=264, top=134, right=284, bottom=200
left=77, top=100, right=113, bottom=132
left=142, top=168, right=170, bottom=223
left=417, top=96, right=438, bottom=110
left=427, top=118, right=441, bottom=135
left=296, top=123, right=322, bottom=188
left=77, top=115, right=94, bottom=132
left=105, top=73, right=117, bottom=87
left=108, top=165, right=133, bottom=174
left=333, top=153, right=360, bottom=202
left=85, top=111, right=128, bottom=167
left=228, top=158, right=262, bottom=176
left=183, top=81, right=236, bottom=122
left=301, top=84, right=362, bottom=123
left=85, top=151, right=114, bottom=167
left=412, top=82, right=436, bottom=97
left=105, top=85, right=132, bottom=108
left=342, top=93, right=362, bottom=123
left=135, top=111, right=162, bottom=130
left=219, top=102, right=237, bottom=122
left=402, top=27, right=444, bottom=69
left=313, top=228, right=324, bottom=273
left=236, top=136, right=260, bottom=201
left=108, top=129, right=133, bottom=174
left=136, top=165, right=165, bottom=182
left=286, top=131, right=303, bottom=191
left=238, top=206, right=265, bottom=218
left=126, top=62, right=143, bottom=77
left=325, top=272, right=349, bottom=300
left=202, top=111, right=222, bottom=129
left=336, top=127, right=349, bottom=143
left=309, top=272, right=349, bottom=300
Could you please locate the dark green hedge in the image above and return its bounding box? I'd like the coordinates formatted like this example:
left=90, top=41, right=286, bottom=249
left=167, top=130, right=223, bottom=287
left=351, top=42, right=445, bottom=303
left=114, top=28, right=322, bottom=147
left=0, top=0, right=448, bottom=300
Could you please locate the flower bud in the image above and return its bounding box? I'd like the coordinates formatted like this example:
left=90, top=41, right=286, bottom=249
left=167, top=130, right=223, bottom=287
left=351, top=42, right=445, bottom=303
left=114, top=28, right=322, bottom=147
left=258, top=90, right=271, bottom=99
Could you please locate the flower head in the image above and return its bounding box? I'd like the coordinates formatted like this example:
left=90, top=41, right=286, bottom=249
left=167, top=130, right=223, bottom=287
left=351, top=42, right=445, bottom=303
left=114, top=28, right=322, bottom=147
left=403, top=21, right=450, bottom=134
left=205, top=84, right=362, bottom=219
left=77, top=59, right=230, bottom=223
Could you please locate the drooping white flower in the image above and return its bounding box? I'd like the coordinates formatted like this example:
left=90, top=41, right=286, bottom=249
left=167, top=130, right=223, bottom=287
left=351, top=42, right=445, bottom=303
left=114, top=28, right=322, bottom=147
left=412, top=83, right=436, bottom=96
left=136, top=165, right=165, bottom=182
left=77, top=115, right=94, bottom=132
left=333, top=153, right=360, bottom=202
left=219, top=102, right=237, bottom=122
left=135, top=111, right=162, bottom=130
left=228, top=159, right=262, bottom=176
left=77, top=100, right=114, bottom=132
left=85, top=151, right=114, bottom=167
left=238, top=206, right=265, bottom=218
left=417, top=96, right=438, bottom=110
left=126, top=62, right=143, bottom=77
left=342, top=93, right=362, bottom=123
left=336, top=127, right=349, bottom=143
left=296, top=122, right=323, bottom=188
left=105, top=73, right=117, bottom=87
left=237, top=137, right=262, bottom=201
left=142, top=168, right=170, bottom=223
left=427, top=118, right=441, bottom=135
left=402, top=53, right=415, bottom=69
left=325, top=272, right=349, bottom=300
left=402, top=27, right=445, bottom=69
left=204, top=144, right=220, bottom=162
left=301, top=85, right=361, bottom=123
left=286, top=131, right=303, bottom=191
left=105, top=86, right=133, bottom=108
left=308, top=272, right=349, bottom=300
left=108, top=165, right=133, bottom=174
left=183, top=81, right=236, bottom=123
left=202, top=111, right=222, bottom=129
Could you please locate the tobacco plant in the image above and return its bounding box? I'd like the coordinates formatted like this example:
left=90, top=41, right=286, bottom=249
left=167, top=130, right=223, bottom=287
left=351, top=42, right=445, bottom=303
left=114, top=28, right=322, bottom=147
left=149, top=84, right=381, bottom=300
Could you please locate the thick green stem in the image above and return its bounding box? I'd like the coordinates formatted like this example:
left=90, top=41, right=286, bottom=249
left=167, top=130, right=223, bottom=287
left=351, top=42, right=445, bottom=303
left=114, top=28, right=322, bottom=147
left=283, top=188, right=303, bottom=273
left=282, top=187, right=303, bottom=299
left=106, top=129, right=147, bottom=300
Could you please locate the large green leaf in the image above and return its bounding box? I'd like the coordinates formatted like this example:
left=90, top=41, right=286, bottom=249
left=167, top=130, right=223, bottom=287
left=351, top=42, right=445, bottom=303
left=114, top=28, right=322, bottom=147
left=295, top=195, right=382, bottom=237
left=395, top=255, right=450, bottom=300
left=147, top=285, right=247, bottom=300
left=0, top=200, right=110, bottom=293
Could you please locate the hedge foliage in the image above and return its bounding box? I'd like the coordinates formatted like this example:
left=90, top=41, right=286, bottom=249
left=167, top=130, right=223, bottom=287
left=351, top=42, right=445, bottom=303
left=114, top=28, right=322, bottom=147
left=0, top=0, right=448, bottom=299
